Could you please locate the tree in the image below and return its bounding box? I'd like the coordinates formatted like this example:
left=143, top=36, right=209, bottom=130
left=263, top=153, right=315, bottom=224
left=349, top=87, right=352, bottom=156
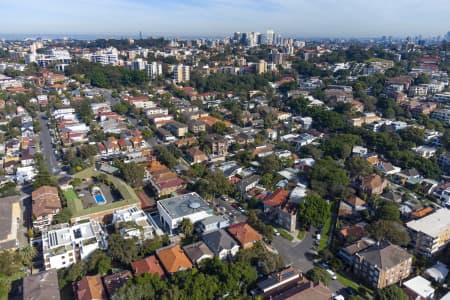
left=154, top=145, right=178, bottom=168
left=322, top=134, right=362, bottom=160
left=259, top=155, right=283, bottom=174
left=212, top=122, right=227, bottom=134
left=108, top=234, right=140, bottom=265
left=346, top=156, right=373, bottom=178
left=298, top=193, right=331, bottom=228
left=88, top=250, right=112, bottom=275
left=310, top=158, right=350, bottom=199
left=306, top=267, right=330, bottom=286
left=55, top=207, right=72, bottom=224
left=120, top=162, right=145, bottom=187
left=376, top=201, right=400, bottom=221
left=367, top=220, right=410, bottom=246
left=375, top=285, right=408, bottom=300
left=180, top=218, right=193, bottom=237
left=19, top=245, right=37, bottom=267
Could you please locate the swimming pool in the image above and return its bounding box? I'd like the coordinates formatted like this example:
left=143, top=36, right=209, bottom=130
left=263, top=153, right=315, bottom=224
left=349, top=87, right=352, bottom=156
left=92, top=186, right=107, bottom=205
left=94, top=193, right=106, bottom=204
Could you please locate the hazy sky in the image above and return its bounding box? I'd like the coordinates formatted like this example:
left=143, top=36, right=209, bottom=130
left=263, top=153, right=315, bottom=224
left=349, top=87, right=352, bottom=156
left=1, top=0, right=450, bottom=38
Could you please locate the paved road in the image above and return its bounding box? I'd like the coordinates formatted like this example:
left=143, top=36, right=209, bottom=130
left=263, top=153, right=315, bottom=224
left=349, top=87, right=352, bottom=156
left=272, top=229, right=344, bottom=293
left=38, top=114, right=60, bottom=175
left=272, top=230, right=314, bottom=273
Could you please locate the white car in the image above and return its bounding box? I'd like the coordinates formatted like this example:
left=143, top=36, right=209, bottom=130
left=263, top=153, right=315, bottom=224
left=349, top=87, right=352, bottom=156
left=326, top=269, right=337, bottom=280
left=273, top=228, right=280, bottom=236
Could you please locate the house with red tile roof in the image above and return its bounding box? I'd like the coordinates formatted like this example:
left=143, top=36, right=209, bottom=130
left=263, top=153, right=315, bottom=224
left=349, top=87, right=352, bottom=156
left=227, top=223, right=262, bottom=249
left=156, top=245, right=192, bottom=274
left=131, top=255, right=165, bottom=278
left=73, top=275, right=107, bottom=300
left=32, top=186, right=61, bottom=229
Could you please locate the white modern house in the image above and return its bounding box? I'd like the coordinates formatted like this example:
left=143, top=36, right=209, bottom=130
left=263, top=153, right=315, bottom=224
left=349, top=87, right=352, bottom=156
left=42, top=221, right=107, bottom=270
left=112, top=206, right=154, bottom=241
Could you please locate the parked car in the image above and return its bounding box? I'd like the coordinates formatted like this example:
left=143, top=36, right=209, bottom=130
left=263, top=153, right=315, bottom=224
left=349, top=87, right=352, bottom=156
left=326, top=269, right=337, bottom=280
left=273, top=228, right=280, bottom=236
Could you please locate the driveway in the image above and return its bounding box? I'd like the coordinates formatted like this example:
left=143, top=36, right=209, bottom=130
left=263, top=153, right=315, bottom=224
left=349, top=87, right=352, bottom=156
left=271, top=229, right=344, bottom=293
left=272, top=229, right=314, bottom=273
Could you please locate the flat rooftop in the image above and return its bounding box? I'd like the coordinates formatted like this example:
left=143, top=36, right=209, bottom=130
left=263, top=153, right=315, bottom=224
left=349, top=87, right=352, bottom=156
left=406, top=208, right=450, bottom=238
left=158, top=192, right=211, bottom=219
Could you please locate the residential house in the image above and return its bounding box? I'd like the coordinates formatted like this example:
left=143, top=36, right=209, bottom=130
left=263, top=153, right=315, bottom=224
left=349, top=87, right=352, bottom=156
left=198, top=215, right=230, bottom=234
left=359, top=174, right=388, bottom=195
left=375, top=161, right=401, bottom=175
left=74, top=275, right=107, bottom=300
left=238, top=175, right=261, bottom=195
left=112, top=206, right=154, bottom=241
left=32, top=186, right=62, bottom=229
left=352, top=242, right=412, bottom=288
left=204, top=134, right=228, bottom=157
left=227, top=223, right=262, bottom=249
left=403, top=276, right=435, bottom=300
left=187, top=119, right=206, bottom=134
left=131, top=255, right=165, bottom=278
left=202, top=229, right=240, bottom=260
left=185, top=147, right=207, bottom=164
left=252, top=267, right=304, bottom=299
left=183, top=241, right=214, bottom=265
left=263, top=189, right=297, bottom=232
left=23, top=269, right=60, bottom=300
left=156, top=244, right=193, bottom=274
left=344, top=195, right=367, bottom=213
left=102, top=271, right=132, bottom=299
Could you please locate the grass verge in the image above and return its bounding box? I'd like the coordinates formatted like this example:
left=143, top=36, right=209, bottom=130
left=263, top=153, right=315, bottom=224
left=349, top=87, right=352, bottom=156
left=277, top=227, right=294, bottom=241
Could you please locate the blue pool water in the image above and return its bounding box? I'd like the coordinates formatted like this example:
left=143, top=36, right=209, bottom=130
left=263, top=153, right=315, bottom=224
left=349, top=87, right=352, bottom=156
left=94, top=194, right=106, bottom=204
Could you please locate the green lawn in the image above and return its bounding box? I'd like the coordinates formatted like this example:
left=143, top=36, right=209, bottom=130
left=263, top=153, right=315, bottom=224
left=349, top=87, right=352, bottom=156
left=297, top=230, right=306, bottom=240
left=318, top=215, right=331, bottom=251
left=336, top=272, right=359, bottom=290
left=63, top=189, right=83, bottom=212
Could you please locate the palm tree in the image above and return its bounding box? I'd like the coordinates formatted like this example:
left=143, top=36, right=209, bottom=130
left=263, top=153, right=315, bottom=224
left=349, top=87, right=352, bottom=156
left=20, top=245, right=37, bottom=267
left=180, top=218, right=193, bottom=237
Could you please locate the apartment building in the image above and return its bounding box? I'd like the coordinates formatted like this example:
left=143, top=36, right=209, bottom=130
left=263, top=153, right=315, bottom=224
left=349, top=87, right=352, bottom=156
left=431, top=109, right=450, bottom=125
left=352, top=242, right=412, bottom=288
left=146, top=62, right=163, bottom=79
left=42, top=221, right=107, bottom=270
left=173, top=64, right=190, bottom=83
left=406, top=208, right=450, bottom=256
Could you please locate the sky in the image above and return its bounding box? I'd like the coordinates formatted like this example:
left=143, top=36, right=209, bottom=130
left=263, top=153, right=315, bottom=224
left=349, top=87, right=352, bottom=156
left=1, top=0, right=450, bottom=38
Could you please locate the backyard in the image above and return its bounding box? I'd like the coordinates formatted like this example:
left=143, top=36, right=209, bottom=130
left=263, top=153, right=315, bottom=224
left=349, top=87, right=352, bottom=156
left=64, top=167, right=140, bottom=218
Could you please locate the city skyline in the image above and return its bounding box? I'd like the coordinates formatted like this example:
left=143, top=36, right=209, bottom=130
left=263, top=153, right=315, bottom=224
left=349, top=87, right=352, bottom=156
left=1, top=0, right=450, bottom=38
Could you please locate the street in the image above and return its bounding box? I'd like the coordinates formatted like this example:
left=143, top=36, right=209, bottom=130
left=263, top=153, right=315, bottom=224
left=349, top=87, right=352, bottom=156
left=38, top=114, right=61, bottom=175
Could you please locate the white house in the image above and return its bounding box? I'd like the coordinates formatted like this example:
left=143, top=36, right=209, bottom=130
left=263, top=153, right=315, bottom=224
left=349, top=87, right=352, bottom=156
left=42, top=221, right=107, bottom=270
left=112, top=206, right=154, bottom=241
left=16, top=166, right=36, bottom=184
